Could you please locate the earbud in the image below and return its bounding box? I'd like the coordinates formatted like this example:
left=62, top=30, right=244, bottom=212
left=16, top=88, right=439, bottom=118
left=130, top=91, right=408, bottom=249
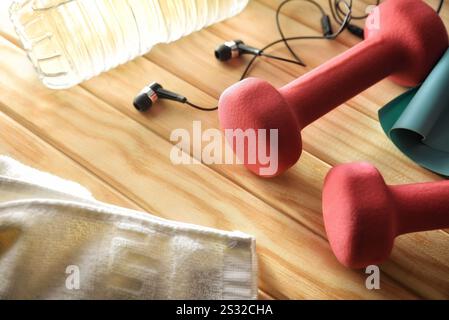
left=215, top=40, right=305, bottom=66
left=215, top=40, right=260, bottom=61
left=134, top=82, right=218, bottom=112
left=134, top=82, right=187, bottom=112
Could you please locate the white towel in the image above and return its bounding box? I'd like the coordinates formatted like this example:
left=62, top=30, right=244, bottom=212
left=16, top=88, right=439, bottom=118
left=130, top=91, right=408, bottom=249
left=0, top=156, right=257, bottom=299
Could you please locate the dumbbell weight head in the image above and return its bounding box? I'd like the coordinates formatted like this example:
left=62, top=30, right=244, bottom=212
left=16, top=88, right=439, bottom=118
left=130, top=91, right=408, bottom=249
left=218, top=78, right=302, bottom=177
left=364, top=0, right=448, bottom=86
left=323, top=162, right=449, bottom=268
left=322, top=162, right=396, bottom=268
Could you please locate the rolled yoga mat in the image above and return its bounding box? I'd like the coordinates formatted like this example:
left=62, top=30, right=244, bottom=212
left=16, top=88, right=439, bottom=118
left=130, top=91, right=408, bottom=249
left=379, top=48, right=449, bottom=176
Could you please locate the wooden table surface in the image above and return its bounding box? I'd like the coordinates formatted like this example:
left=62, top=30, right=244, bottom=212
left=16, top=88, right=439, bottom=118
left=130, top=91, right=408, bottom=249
left=0, top=0, right=448, bottom=299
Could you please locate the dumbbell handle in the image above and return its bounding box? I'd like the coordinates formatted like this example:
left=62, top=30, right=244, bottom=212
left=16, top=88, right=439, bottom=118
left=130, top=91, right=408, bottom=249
left=279, top=37, right=401, bottom=128
left=389, top=181, right=449, bottom=235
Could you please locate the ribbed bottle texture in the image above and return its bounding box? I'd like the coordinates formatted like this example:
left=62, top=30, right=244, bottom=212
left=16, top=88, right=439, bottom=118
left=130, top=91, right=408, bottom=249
left=10, top=0, right=248, bottom=89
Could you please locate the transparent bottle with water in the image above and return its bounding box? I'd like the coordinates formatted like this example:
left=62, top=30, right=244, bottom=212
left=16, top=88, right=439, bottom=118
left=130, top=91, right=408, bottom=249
left=9, top=0, right=249, bottom=89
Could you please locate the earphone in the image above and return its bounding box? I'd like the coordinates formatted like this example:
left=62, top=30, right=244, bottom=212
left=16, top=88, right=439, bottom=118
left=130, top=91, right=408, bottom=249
left=134, top=0, right=353, bottom=112
left=132, top=37, right=312, bottom=112
left=133, top=82, right=218, bottom=112
left=134, top=0, right=445, bottom=112
left=214, top=40, right=305, bottom=66
left=134, top=82, right=186, bottom=112
left=133, top=36, right=313, bottom=112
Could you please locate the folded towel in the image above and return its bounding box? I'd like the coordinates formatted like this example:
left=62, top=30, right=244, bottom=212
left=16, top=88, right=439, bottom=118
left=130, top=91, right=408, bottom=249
left=0, top=156, right=257, bottom=299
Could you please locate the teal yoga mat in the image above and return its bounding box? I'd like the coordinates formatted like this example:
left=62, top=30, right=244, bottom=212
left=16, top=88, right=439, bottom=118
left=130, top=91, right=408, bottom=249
left=379, top=49, right=449, bottom=176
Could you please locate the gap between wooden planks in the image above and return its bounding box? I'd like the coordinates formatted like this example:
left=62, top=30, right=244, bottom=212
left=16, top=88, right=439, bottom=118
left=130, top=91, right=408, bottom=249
left=0, top=0, right=446, bottom=298
left=0, top=36, right=415, bottom=299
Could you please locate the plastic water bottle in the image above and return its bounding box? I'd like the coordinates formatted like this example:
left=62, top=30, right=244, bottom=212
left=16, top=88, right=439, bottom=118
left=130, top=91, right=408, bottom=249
left=9, top=0, right=249, bottom=89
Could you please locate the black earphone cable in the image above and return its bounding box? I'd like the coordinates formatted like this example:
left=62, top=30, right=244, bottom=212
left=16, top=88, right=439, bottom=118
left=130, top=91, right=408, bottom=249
left=437, top=0, right=445, bottom=13
left=185, top=100, right=218, bottom=112
left=183, top=0, right=352, bottom=111
left=240, top=0, right=352, bottom=80
left=276, top=0, right=327, bottom=67
left=182, top=0, right=445, bottom=112
left=259, top=52, right=306, bottom=65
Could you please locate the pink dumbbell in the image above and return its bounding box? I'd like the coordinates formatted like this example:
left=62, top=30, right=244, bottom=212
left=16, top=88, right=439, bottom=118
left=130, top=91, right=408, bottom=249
left=323, top=162, right=449, bottom=268
left=218, top=0, right=448, bottom=177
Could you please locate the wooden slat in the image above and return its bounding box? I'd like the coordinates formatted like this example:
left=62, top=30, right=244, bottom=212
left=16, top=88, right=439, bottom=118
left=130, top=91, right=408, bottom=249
left=0, top=37, right=415, bottom=299
left=258, top=290, right=275, bottom=300
left=0, top=110, right=138, bottom=209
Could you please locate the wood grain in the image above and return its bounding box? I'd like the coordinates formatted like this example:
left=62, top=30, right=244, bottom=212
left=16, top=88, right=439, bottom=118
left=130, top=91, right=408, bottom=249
left=0, top=0, right=448, bottom=299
